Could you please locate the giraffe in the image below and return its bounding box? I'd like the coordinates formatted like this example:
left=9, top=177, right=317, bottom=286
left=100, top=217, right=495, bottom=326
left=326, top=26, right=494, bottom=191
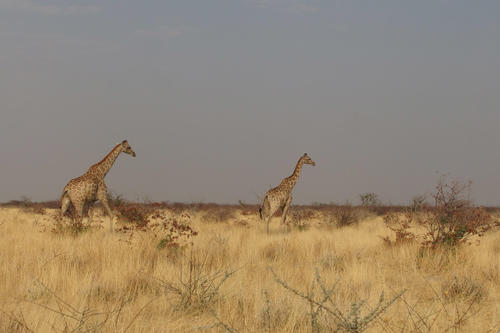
left=259, top=153, right=315, bottom=233
left=60, top=140, right=136, bottom=232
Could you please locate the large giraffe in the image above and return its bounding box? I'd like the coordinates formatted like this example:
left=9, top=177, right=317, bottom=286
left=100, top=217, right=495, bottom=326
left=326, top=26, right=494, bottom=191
left=60, top=140, right=136, bottom=232
left=259, top=153, right=315, bottom=233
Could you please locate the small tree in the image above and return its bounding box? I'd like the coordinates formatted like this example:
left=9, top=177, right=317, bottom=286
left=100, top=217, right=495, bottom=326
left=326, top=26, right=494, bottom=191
left=383, top=176, right=493, bottom=248
left=359, top=193, right=379, bottom=207
left=421, top=177, right=492, bottom=247
left=328, top=203, right=359, bottom=228
left=383, top=210, right=415, bottom=245
left=410, top=195, right=427, bottom=212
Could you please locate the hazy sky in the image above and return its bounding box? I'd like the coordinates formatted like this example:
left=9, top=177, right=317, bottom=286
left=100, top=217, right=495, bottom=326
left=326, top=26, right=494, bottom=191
left=1, top=0, right=500, bottom=205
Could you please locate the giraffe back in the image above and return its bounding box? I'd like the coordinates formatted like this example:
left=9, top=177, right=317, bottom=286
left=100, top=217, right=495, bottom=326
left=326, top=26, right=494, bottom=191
left=64, top=173, right=100, bottom=203
left=261, top=184, right=291, bottom=219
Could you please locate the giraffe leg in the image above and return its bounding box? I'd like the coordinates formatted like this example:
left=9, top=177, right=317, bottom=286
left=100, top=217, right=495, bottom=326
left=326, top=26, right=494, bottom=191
left=61, top=194, right=71, bottom=216
left=82, top=202, right=89, bottom=226
left=73, top=201, right=85, bottom=229
left=87, top=203, right=94, bottom=226
left=98, top=191, right=114, bottom=233
left=261, top=196, right=273, bottom=234
left=281, top=195, right=292, bottom=226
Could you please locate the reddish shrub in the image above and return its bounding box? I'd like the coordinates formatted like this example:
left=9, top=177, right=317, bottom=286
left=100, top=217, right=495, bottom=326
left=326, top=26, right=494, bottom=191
left=383, top=176, right=493, bottom=248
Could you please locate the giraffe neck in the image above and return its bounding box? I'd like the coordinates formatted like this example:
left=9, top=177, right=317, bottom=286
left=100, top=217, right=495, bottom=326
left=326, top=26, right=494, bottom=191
left=286, top=157, right=305, bottom=190
left=90, top=144, right=122, bottom=179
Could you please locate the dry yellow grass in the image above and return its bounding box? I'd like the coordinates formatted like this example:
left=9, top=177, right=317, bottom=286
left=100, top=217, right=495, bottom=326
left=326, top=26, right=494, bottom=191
left=0, top=206, right=499, bottom=332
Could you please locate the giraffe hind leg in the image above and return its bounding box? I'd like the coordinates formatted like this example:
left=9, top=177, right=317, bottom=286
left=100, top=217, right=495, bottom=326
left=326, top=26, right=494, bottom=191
left=260, top=196, right=271, bottom=219
left=61, top=193, right=71, bottom=216
left=82, top=202, right=93, bottom=226
left=72, top=200, right=85, bottom=229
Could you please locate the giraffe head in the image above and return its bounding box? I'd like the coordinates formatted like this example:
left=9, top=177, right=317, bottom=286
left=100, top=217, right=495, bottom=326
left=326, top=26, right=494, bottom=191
left=302, top=153, right=315, bottom=166
left=120, top=140, right=136, bottom=157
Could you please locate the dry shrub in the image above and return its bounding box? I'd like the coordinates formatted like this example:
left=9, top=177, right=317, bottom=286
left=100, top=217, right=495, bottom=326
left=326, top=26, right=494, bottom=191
left=270, top=268, right=405, bottom=333
left=422, top=177, right=493, bottom=247
left=114, top=202, right=197, bottom=250
left=238, top=200, right=259, bottom=216
left=1, top=197, right=60, bottom=215
left=51, top=214, right=91, bottom=235
left=114, top=202, right=155, bottom=228
left=359, top=192, right=380, bottom=207
left=200, top=207, right=235, bottom=223
left=157, top=253, right=236, bottom=312
left=111, top=194, right=179, bottom=227
left=317, top=254, right=347, bottom=273
left=410, top=195, right=428, bottom=212
left=441, top=275, right=486, bottom=303
left=384, top=176, right=493, bottom=248
left=151, top=211, right=198, bottom=250
left=326, top=204, right=359, bottom=228
left=287, top=208, right=316, bottom=230
left=382, top=210, right=415, bottom=245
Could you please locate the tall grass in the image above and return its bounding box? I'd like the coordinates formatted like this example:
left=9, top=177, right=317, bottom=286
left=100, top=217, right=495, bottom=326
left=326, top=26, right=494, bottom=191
left=0, top=205, right=498, bottom=332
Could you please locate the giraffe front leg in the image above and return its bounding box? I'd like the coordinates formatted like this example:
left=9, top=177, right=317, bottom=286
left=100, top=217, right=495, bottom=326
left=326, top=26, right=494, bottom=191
left=281, top=195, right=292, bottom=230
left=281, top=195, right=292, bottom=224
left=97, top=190, right=114, bottom=233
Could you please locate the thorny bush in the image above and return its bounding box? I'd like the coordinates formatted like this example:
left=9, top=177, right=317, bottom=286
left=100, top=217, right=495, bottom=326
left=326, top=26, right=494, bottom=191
left=382, top=210, right=415, bottom=245
left=114, top=202, right=197, bottom=249
left=383, top=177, right=493, bottom=248
left=287, top=207, right=316, bottom=230
left=422, top=177, right=492, bottom=247
left=200, top=207, right=235, bottom=223
left=327, top=204, right=359, bottom=228
left=151, top=210, right=198, bottom=250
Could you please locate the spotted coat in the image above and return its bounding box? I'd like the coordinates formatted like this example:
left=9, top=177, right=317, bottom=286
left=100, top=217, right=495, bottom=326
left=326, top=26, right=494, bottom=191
left=260, top=153, right=315, bottom=233
left=60, top=140, right=136, bottom=232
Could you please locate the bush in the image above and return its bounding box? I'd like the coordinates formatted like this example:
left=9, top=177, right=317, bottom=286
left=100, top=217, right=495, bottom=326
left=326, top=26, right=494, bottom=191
left=114, top=202, right=198, bottom=249
left=158, top=253, right=236, bottom=311
left=383, top=176, right=493, bottom=248
left=410, top=195, right=427, bottom=212
left=287, top=208, right=316, bottom=230
left=114, top=202, right=153, bottom=228
left=382, top=211, right=415, bottom=245
left=359, top=193, right=380, bottom=207
left=422, top=176, right=492, bottom=247
left=200, top=207, right=235, bottom=223
left=327, top=204, right=359, bottom=228
left=108, top=191, right=126, bottom=207
left=270, top=268, right=405, bottom=333
left=152, top=211, right=198, bottom=250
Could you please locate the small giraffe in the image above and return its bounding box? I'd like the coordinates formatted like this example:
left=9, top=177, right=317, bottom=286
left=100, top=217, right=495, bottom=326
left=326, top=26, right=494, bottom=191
left=60, top=140, right=136, bottom=232
left=259, top=153, right=315, bottom=233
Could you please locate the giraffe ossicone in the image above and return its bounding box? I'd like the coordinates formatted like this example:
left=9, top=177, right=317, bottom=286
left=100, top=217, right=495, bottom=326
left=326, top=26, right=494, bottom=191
left=259, top=153, right=315, bottom=233
left=60, top=140, right=136, bottom=232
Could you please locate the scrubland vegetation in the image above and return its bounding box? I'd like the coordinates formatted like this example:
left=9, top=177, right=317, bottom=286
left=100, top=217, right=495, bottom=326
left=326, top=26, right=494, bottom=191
left=1, top=181, right=499, bottom=332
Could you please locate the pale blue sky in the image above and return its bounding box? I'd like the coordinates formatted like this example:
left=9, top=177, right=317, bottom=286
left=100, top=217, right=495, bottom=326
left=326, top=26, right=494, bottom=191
left=1, top=0, right=500, bottom=204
